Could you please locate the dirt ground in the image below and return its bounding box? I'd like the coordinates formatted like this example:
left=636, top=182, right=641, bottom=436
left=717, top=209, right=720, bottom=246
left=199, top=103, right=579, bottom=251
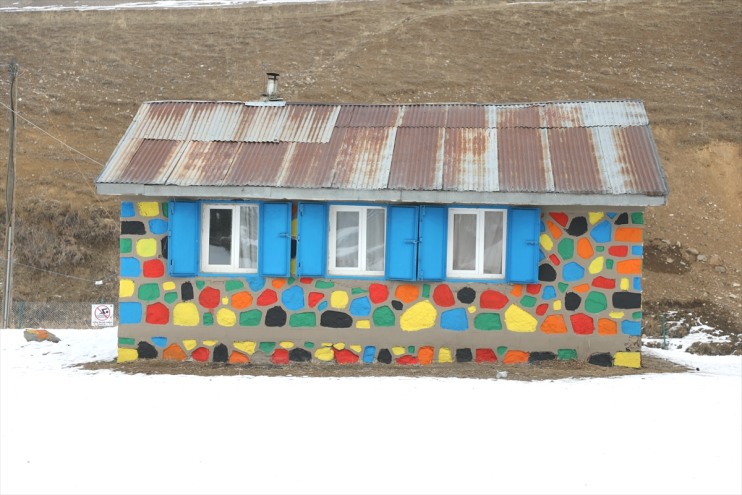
left=0, top=0, right=740, bottom=364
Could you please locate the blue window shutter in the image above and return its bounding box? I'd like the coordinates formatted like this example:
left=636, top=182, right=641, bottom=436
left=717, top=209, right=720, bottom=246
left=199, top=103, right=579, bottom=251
left=167, top=201, right=200, bottom=277
left=296, top=203, right=327, bottom=277
left=418, top=205, right=447, bottom=281
left=506, top=207, right=541, bottom=283
left=259, top=202, right=292, bottom=277
left=385, top=206, right=419, bottom=281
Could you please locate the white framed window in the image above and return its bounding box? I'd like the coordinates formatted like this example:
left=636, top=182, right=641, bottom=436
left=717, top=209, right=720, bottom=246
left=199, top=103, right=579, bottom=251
left=446, top=208, right=507, bottom=279
left=201, top=203, right=259, bottom=273
left=328, top=205, right=386, bottom=276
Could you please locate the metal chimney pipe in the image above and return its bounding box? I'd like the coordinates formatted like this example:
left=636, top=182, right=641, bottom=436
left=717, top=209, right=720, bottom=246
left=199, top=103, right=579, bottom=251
left=265, top=73, right=279, bottom=99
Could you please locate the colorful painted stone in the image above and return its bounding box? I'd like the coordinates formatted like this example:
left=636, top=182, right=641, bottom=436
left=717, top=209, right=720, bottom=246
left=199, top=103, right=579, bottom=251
left=590, top=220, right=612, bottom=243
left=334, top=348, right=359, bottom=364
left=440, top=308, right=468, bottom=331
left=570, top=313, right=595, bottom=335
left=135, top=238, right=157, bottom=258
left=368, top=283, right=389, bottom=304
left=229, top=351, right=250, bottom=364
left=173, top=302, right=199, bottom=326
left=504, top=304, right=537, bottom=332
left=271, top=348, right=290, bottom=364
left=281, top=285, right=305, bottom=311
left=395, top=285, right=419, bottom=303
left=585, top=292, right=608, bottom=313
left=120, top=302, right=143, bottom=324
left=120, top=258, right=141, bottom=277
left=265, top=307, right=287, bottom=327
left=558, top=238, right=574, bottom=260
left=433, top=285, right=455, bottom=307
left=562, top=262, right=585, bottom=282
left=474, top=313, right=502, bottom=331
left=138, top=283, right=160, bottom=301
left=541, top=314, right=567, bottom=334
left=503, top=350, right=529, bottom=364
left=163, top=343, right=186, bottom=361
left=538, top=264, right=557, bottom=282
left=565, top=292, right=582, bottom=311
left=372, top=306, right=395, bottom=327
left=475, top=348, right=497, bottom=363
left=145, top=303, right=169, bottom=325
left=480, top=290, right=508, bottom=310
left=121, top=221, right=145, bottom=235
left=549, top=212, right=568, bottom=227
left=598, top=318, right=617, bottom=335
left=257, top=289, right=278, bottom=306
left=400, top=300, right=437, bottom=331
left=528, top=352, right=556, bottom=363
left=213, top=344, right=229, bottom=363
left=320, top=311, right=353, bottom=328
left=457, top=287, right=476, bottom=304
left=362, top=346, right=377, bottom=363
left=191, top=347, right=210, bottom=362
left=455, top=348, right=473, bottom=363
left=566, top=217, right=587, bottom=236
left=613, top=292, right=642, bottom=309
left=199, top=287, right=220, bottom=309
left=418, top=346, right=434, bottom=365
left=577, top=238, right=594, bottom=259
left=290, top=312, right=316, bottom=327
left=557, top=349, right=578, bottom=360
left=592, top=276, right=616, bottom=289
left=349, top=296, right=372, bottom=317
left=216, top=308, right=237, bottom=326
left=330, top=290, right=349, bottom=309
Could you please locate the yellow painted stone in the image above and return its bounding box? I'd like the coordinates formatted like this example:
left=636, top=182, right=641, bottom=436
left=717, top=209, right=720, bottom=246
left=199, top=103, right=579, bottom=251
left=233, top=341, right=256, bottom=355
left=173, top=302, right=200, bottom=326
left=117, top=348, right=138, bottom=363
left=553, top=300, right=562, bottom=310
left=350, top=345, right=362, bottom=353
left=321, top=342, right=333, bottom=347
left=162, top=281, right=175, bottom=291
left=610, top=311, right=625, bottom=319
left=356, top=320, right=371, bottom=329
left=222, top=297, right=229, bottom=305
left=119, top=279, right=135, bottom=298
left=392, top=346, right=405, bottom=356
left=588, top=256, right=604, bottom=274
left=136, top=238, right=157, bottom=258
left=589, top=212, right=604, bottom=224
left=315, top=347, right=334, bottom=362
left=182, top=339, right=197, bottom=351
left=216, top=308, right=237, bottom=327
left=614, top=352, right=641, bottom=368
left=620, top=277, right=630, bottom=290
left=203, top=340, right=217, bottom=347
left=138, top=201, right=160, bottom=217
left=280, top=341, right=295, bottom=349
left=330, top=291, right=349, bottom=309
left=333, top=342, right=346, bottom=350
left=504, top=304, right=538, bottom=332
left=467, top=305, right=476, bottom=313
left=400, top=300, right=437, bottom=331
left=438, top=347, right=453, bottom=363
left=539, top=233, right=553, bottom=251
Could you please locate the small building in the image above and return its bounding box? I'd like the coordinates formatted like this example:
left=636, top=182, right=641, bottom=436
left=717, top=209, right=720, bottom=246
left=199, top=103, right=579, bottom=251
left=96, top=93, right=668, bottom=367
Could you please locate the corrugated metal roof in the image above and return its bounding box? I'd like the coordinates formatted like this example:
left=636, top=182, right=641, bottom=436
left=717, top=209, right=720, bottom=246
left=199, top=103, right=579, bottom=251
left=97, top=99, right=668, bottom=205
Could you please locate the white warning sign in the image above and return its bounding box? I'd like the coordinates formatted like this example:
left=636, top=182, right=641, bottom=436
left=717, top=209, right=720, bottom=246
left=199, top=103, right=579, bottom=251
left=91, top=304, right=114, bottom=327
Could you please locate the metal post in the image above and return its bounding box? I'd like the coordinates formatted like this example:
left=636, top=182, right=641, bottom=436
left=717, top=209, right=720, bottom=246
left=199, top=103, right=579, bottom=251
left=3, top=61, right=18, bottom=329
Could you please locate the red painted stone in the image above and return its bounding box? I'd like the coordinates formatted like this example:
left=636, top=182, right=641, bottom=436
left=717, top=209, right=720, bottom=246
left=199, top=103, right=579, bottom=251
left=536, top=303, right=548, bottom=316
left=608, top=245, right=629, bottom=257
left=299, top=277, right=314, bottom=284
left=549, top=212, right=568, bottom=227
left=475, top=348, right=497, bottom=363
left=369, top=283, right=389, bottom=304
left=257, top=289, right=278, bottom=306
left=142, top=259, right=165, bottom=278
left=548, top=253, right=561, bottom=266
left=334, top=348, right=359, bottom=364
left=191, top=347, right=210, bottom=362
left=592, top=276, right=616, bottom=289
left=526, top=283, right=542, bottom=295
left=570, top=313, right=595, bottom=335
left=308, top=292, right=324, bottom=308
left=271, top=348, right=290, bottom=364
left=199, top=287, right=221, bottom=309
left=396, top=355, right=419, bottom=365
left=145, top=302, right=169, bottom=325
left=480, top=290, right=508, bottom=310
left=432, top=285, right=455, bottom=307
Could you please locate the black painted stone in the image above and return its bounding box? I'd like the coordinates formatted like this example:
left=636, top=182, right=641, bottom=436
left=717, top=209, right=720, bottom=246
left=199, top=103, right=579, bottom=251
left=320, top=310, right=353, bottom=328
left=614, top=212, right=629, bottom=225
left=181, top=282, right=194, bottom=301
left=565, top=292, right=582, bottom=311
left=121, top=221, right=146, bottom=235
left=391, top=300, right=403, bottom=311
left=377, top=348, right=392, bottom=364
left=160, top=236, right=168, bottom=259
left=588, top=352, right=613, bottom=367
left=528, top=352, right=557, bottom=363
left=538, top=264, right=557, bottom=282
left=266, top=306, right=287, bottom=327
left=137, top=341, right=158, bottom=359
left=612, top=292, right=642, bottom=309
left=213, top=343, right=229, bottom=363
left=566, top=216, right=588, bottom=236
left=455, top=348, right=473, bottom=363
left=457, top=287, right=476, bottom=304
left=289, top=348, right=312, bottom=363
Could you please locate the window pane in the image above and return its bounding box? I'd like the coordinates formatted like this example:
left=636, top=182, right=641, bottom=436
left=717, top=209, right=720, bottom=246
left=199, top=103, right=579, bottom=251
left=335, top=211, right=359, bottom=268
left=483, top=210, right=504, bottom=274
left=366, top=208, right=386, bottom=272
left=238, top=205, right=258, bottom=269
left=452, top=213, right=476, bottom=271
left=208, top=208, right=232, bottom=265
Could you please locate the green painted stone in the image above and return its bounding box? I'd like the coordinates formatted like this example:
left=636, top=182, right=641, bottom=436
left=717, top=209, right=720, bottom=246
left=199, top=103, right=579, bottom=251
left=596, top=246, right=605, bottom=252
left=558, top=349, right=578, bottom=361
left=195, top=281, right=205, bottom=290
left=633, top=311, right=642, bottom=320
left=558, top=238, right=574, bottom=260
left=287, top=277, right=296, bottom=286
left=240, top=310, right=262, bottom=326
left=422, top=284, right=431, bottom=298
left=521, top=295, right=537, bottom=308
left=120, top=238, right=132, bottom=254
left=138, top=283, right=160, bottom=301
left=606, top=259, right=614, bottom=269
left=474, top=313, right=502, bottom=331
left=496, top=346, right=508, bottom=356
left=407, top=345, right=415, bottom=354
left=585, top=291, right=608, bottom=313
left=259, top=342, right=276, bottom=354
left=351, top=288, right=367, bottom=295
left=161, top=203, right=168, bottom=218
left=225, top=280, right=244, bottom=292
left=290, top=312, right=317, bottom=327
left=119, top=337, right=135, bottom=346
left=372, top=306, right=395, bottom=327
left=203, top=313, right=214, bottom=326
left=304, top=341, right=315, bottom=349
left=315, top=280, right=334, bottom=289
left=631, top=212, right=644, bottom=225
left=558, top=282, right=568, bottom=293
left=164, top=292, right=178, bottom=304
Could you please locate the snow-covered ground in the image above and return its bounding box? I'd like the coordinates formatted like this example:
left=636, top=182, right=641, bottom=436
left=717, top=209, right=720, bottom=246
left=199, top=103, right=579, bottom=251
left=1, top=326, right=740, bottom=495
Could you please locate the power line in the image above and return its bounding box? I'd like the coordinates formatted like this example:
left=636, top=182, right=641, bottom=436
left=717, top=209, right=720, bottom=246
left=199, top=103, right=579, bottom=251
left=0, top=256, right=110, bottom=284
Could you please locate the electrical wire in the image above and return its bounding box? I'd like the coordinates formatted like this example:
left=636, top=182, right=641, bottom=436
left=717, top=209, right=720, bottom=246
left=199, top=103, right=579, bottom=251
left=0, top=256, right=109, bottom=284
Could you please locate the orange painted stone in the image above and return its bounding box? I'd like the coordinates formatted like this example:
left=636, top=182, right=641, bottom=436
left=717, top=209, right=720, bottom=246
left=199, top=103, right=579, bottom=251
left=396, top=355, right=419, bottom=365
left=546, top=220, right=563, bottom=240
left=229, top=350, right=250, bottom=363
left=369, top=283, right=389, bottom=304
left=573, top=283, right=590, bottom=293
left=616, top=259, right=642, bottom=274
left=481, top=290, right=509, bottom=310
left=615, top=227, right=642, bottom=242
left=510, top=285, right=523, bottom=297
left=231, top=291, right=253, bottom=310
left=418, top=346, right=435, bottom=365
left=577, top=238, right=594, bottom=259
left=598, top=318, right=617, bottom=335
left=395, top=284, right=420, bottom=303
left=272, top=279, right=286, bottom=289
left=541, top=314, right=568, bottom=334
left=199, top=287, right=221, bottom=309
left=271, top=348, right=290, bottom=364
left=257, top=289, right=278, bottom=306
left=163, top=343, right=187, bottom=361
left=475, top=348, right=497, bottom=363
left=526, top=284, right=541, bottom=295
left=433, top=285, right=456, bottom=307
left=503, top=350, right=529, bottom=364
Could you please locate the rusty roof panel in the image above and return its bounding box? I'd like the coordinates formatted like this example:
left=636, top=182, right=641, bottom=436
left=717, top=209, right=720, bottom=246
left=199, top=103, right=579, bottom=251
left=114, top=139, right=184, bottom=184
left=442, top=128, right=498, bottom=191
left=496, top=104, right=541, bottom=128
left=611, top=126, right=667, bottom=195
left=497, top=128, right=547, bottom=192
left=275, top=142, right=331, bottom=188
left=446, top=105, right=486, bottom=128
left=167, top=141, right=239, bottom=186
left=331, top=127, right=396, bottom=189
left=137, top=102, right=194, bottom=140
left=581, top=100, right=648, bottom=127
left=388, top=127, right=444, bottom=190
left=541, top=102, right=585, bottom=128
left=337, top=105, right=401, bottom=128
left=233, top=105, right=287, bottom=142
left=221, top=142, right=289, bottom=186
left=400, top=105, right=448, bottom=127
left=278, top=104, right=340, bottom=143
left=548, top=128, right=603, bottom=193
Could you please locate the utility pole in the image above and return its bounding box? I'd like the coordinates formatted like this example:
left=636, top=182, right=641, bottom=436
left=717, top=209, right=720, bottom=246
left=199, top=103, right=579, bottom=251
left=3, top=61, right=18, bottom=329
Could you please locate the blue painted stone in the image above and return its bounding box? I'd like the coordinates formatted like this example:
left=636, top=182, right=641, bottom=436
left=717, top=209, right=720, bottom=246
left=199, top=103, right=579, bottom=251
left=540, top=220, right=546, bottom=232
left=120, top=302, right=142, bottom=324
left=317, top=301, right=328, bottom=311
left=590, top=220, right=612, bottom=243
left=120, top=258, right=141, bottom=277
left=562, top=262, right=585, bottom=282
left=606, top=212, right=617, bottom=219
left=121, top=202, right=135, bottom=218
left=539, top=250, right=545, bottom=261
left=362, top=346, right=377, bottom=364
left=542, top=286, right=557, bottom=300
left=281, top=285, right=305, bottom=311
left=148, top=219, right=168, bottom=235
left=633, top=277, right=642, bottom=291
left=632, top=245, right=643, bottom=256
left=621, top=320, right=641, bottom=336
left=247, top=276, right=265, bottom=291
left=151, top=336, right=167, bottom=348
left=441, top=308, right=468, bottom=331
left=349, top=296, right=372, bottom=317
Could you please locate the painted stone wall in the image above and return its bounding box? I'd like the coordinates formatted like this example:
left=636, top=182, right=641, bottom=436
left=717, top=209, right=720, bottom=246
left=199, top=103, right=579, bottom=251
left=117, top=200, right=645, bottom=368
